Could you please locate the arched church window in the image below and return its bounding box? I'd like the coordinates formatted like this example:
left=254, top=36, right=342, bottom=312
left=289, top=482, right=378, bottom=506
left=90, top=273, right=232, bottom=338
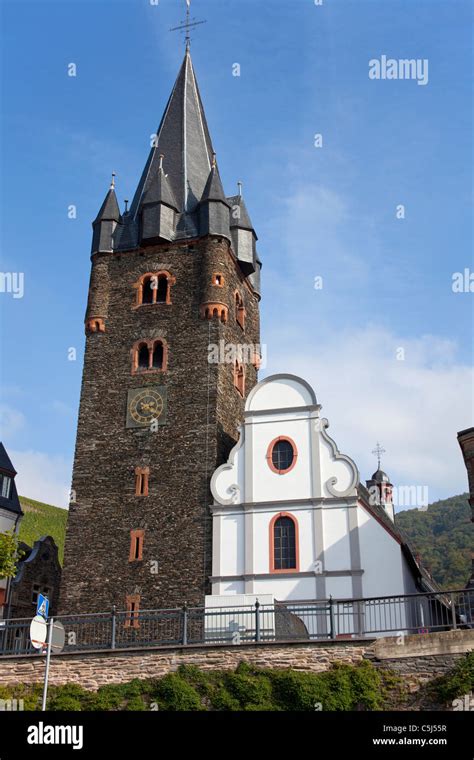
left=142, top=276, right=154, bottom=304
left=266, top=437, right=297, bottom=474
left=235, top=291, right=246, bottom=329
left=233, top=360, right=245, bottom=396
left=270, top=513, right=299, bottom=572
left=156, top=275, right=168, bottom=303
left=138, top=343, right=149, bottom=370
left=135, top=467, right=149, bottom=496
left=135, top=271, right=176, bottom=307
left=129, top=530, right=144, bottom=562
left=132, top=339, right=168, bottom=374
left=152, top=341, right=164, bottom=369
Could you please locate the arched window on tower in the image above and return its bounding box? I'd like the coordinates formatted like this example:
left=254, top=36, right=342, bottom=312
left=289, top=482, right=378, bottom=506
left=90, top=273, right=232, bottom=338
left=233, top=360, right=245, bottom=396
left=235, top=291, right=245, bottom=329
left=156, top=275, right=168, bottom=303
left=270, top=514, right=299, bottom=572
left=142, top=276, right=154, bottom=304
left=132, top=339, right=168, bottom=374
left=138, top=343, right=150, bottom=370
left=152, top=341, right=164, bottom=369
left=135, top=271, right=175, bottom=307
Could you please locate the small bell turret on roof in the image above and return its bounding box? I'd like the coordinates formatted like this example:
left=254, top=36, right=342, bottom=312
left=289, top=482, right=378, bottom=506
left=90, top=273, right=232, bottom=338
left=366, top=444, right=394, bottom=522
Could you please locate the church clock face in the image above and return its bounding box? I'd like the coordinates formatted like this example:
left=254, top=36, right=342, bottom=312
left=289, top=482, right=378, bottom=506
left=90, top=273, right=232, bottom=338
left=126, top=386, right=167, bottom=428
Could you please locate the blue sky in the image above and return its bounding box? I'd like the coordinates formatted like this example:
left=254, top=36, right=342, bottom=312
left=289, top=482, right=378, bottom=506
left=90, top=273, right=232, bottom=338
left=0, top=0, right=472, bottom=507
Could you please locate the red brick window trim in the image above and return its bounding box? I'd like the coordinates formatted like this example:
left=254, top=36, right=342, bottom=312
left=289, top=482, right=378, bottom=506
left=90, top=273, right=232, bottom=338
left=200, top=302, right=228, bottom=323
left=129, top=530, right=144, bottom=562
left=135, top=467, right=149, bottom=496
left=266, top=436, right=298, bottom=475
left=269, top=512, right=300, bottom=573
left=134, top=271, right=176, bottom=307
left=85, top=317, right=105, bottom=334
left=211, top=272, right=225, bottom=287
left=125, top=594, right=141, bottom=629
left=233, top=360, right=245, bottom=397
left=131, top=338, right=168, bottom=374
left=234, top=291, right=246, bottom=329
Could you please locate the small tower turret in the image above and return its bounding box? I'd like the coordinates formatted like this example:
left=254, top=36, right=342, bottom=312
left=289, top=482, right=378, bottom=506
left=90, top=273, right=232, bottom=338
left=366, top=442, right=394, bottom=521
left=91, top=174, right=121, bottom=254
left=227, top=187, right=257, bottom=276
left=140, top=154, right=179, bottom=244
left=199, top=154, right=231, bottom=240
left=366, top=469, right=394, bottom=522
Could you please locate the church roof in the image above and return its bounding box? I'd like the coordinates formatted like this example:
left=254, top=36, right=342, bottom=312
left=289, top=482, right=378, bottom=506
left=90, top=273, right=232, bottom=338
left=358, top=481, right=442, bottom=594
left=130, top=48, right=214, bottom=218
left=93, top=186, right=121, bottom=224
left=371, top=469, right=390, bottom=483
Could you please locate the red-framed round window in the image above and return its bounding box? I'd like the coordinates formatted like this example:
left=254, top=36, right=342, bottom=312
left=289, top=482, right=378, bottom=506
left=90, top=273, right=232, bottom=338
left=266, top=436, right=298, bottom=474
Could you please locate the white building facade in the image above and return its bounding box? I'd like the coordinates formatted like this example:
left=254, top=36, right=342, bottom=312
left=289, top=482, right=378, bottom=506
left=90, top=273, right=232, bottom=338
left=209, top=374, right=421, bottom=610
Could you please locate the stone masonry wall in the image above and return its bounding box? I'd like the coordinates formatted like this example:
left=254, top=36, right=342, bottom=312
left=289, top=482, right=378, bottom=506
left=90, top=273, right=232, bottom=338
left=1, top=630, right=471, bottom=692
left=60, top=235, right=260, bottom=615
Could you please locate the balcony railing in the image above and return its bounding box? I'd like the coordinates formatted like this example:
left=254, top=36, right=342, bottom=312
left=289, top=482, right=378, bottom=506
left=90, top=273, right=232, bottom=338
left=0, top=588, right=471, bottom=657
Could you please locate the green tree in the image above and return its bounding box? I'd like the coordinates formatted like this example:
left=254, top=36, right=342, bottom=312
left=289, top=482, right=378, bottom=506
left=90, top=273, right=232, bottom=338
left=0, top=530, right=23, bottom=580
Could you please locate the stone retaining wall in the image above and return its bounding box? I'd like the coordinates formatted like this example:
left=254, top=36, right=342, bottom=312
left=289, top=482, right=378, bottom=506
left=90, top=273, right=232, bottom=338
left=0, top=630, right=471, bottom=692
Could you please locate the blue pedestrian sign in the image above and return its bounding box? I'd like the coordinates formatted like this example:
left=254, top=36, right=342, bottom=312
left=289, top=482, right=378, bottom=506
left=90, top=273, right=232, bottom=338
left=36, top=594, right=49, bottom=620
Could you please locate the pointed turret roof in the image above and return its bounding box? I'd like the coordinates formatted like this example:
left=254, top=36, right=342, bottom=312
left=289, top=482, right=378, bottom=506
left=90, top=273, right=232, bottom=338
left=201, top=160, right=230, bottom=205
left=131, top=48, right=214, bottom=217
left=227, top=194, right=256, bottom=233
left=142, top=155, right=179, bottom=211
left=94, top=185, right=121, bottom=224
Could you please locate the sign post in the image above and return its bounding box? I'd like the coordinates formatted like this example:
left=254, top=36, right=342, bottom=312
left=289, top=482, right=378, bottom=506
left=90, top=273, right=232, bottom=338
left=41, top=617, right=54, bottom=711
left=30, top=603, right=65, bottom=711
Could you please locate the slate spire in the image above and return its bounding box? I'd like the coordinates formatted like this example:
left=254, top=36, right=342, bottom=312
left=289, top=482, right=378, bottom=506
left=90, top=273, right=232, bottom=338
left=93, top=179, right=121, bottom=224
left=131, top=47, right=214, bottom=218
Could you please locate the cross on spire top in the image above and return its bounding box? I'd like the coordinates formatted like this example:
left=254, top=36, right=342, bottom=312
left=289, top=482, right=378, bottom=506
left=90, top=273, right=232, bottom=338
left=372, top=442, right=386, bottom=470
left=170, top=0, right=207, bottom=50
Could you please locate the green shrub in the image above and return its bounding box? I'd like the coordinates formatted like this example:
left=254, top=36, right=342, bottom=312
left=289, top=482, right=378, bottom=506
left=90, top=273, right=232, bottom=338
left=47, top=683, right=92, bottom=711
left=0, top=683, right=42, bottom=711
left=433, top=653, right=474, bottom=704
left=150, top=673, right=203, bottom=711
left=3, top=658, right=390, bottom=712
left=224, top=671, right=273, bottom=709
left=269, top=669, right=330, bottom=711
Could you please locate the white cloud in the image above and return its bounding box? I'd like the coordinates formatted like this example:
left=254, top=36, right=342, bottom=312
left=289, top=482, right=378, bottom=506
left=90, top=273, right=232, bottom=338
left=0, top=405, right=26, bottom=439
left=263, top=325, right=472, bottom=505
left=9, top=450, right=71, bottom=509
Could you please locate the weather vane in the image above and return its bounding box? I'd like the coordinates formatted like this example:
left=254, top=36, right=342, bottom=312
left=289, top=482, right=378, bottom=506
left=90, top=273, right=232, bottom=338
left=170, top=0, right=207, bottom=49
left=372, top=442, right=386, bottom=470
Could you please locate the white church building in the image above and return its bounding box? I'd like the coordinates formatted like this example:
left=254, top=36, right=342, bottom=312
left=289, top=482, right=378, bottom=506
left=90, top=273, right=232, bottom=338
left=207, top=375, right=438, bottom=636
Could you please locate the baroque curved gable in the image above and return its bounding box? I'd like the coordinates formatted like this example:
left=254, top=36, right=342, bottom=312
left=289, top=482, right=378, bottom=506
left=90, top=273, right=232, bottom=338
left=211, top=375, right=359, bottom=505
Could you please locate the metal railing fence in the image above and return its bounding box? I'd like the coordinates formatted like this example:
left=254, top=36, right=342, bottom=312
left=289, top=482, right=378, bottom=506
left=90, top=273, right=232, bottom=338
left=0, top=588, right=471, bottom=657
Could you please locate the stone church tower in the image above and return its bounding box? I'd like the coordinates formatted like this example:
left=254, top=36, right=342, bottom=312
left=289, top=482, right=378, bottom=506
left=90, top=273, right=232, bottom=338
left=59, top=48, right=262, bottom=615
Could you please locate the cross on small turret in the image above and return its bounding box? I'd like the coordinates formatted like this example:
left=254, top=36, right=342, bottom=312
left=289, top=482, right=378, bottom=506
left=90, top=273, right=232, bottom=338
left=372, top=442, right=386, bottom=470
left=170, top=0, right=207, bottom=49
